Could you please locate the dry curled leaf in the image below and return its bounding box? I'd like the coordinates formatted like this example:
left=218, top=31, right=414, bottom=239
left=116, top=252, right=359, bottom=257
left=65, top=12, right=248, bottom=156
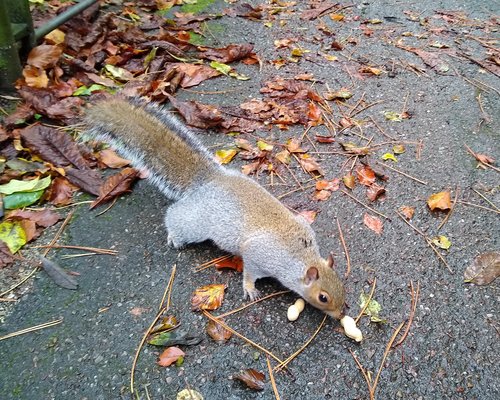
left=313, top=189, right=332, bottom=201
left=315, top=179, right=340, bottom=191
left=400, top=206, right=415, bottom=220
left=464, top=252, right=500, bottom=285
left=363, top=213, right=383, bottom=234
left=157, top=346, right=185, bottom=367
left=214, top=256, right=243, bottom=273
left=427, top=191, right=451, bottom=211
left=206, top=319, right=233, bottom=342
left=233, top=369, right=266, bottom=391
left=366, top=183, right=385, bottom=202
left=343, top=174, right=356, bottom=189
left=91, top=168, right=139, bottom=208
left=98, top=149, right=131, bottom=168
left=356, top=165, right=376, bottom=186
left=191, top=284, right=226, bottom=311
left=298, top=210, right=318, bottom=224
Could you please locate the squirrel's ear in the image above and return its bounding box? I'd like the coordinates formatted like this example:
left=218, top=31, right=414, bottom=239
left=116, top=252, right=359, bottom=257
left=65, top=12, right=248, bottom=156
left=304, top=267, right=319, bottom=285
left=327, top=253, right=334, bottom=269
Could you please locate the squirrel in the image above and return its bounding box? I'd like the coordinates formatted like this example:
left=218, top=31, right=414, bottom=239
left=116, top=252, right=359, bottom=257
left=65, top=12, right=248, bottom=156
left=84, top=97, right=346, bottom=319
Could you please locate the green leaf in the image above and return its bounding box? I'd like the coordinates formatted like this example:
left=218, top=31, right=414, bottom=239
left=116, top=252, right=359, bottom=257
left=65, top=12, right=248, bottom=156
left=383, top=111, right=403, bottom=122
left=144, top=46, right=158, bottom=67
left=359, top=292, right=386, bottom=323
left=0, top=176, right=51, bottom=195
left=431, top=235, right=451, bottom=250
left=0, top=221, right=27, bottom=253
left=210, top=61, right=232, bottom=75
left=381, top=153, right=398, bottom=162
left=256, top=140, right=273, bottom=151
left=104, top=64, right=134, bottom=82
left=3, top=190, right=45, bottom=209
left=73, top=84, right=107, bottom=96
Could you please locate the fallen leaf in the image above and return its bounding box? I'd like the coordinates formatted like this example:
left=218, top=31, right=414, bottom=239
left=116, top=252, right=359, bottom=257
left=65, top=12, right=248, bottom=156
left=0, top=176, right=51, bottom=195
left=46, top=177, right=75, bottom=206
left=148, top=330, right=203, bottom=347
left=343, top=174, right=356, bottom=189
left=393, top=144, right=406, bottom=154
left=0, top=220, right=27, bottom=253
left=431, top=235, right=452, bottom=250
left=168, top=95, right=224, bottom=129
left=0, top=242, right=14, bottom=268
left=26, top=45, right=63, bottom=69
left=98, top=149, right=131, bottom=168
left=339, top=142, right=370, bottom=155
left=381, top=153, right=398, bottom=162
left=475, top=153, right=495, bottom=165
left=91, top=168, right=139, bottom=208
left=363, top=213, right=383, bottom=234
left=206, top=319, right=233, bottom=342
left=201, top=44, right=254, bottom=63
left=324, top=89, right=353, bottom=101
left=233, top=369, right=266, bottom=391
left=215, top=256, right=243, bottom=273
left=359, top=292, right=386, bottom=323
left=151, top=315, right=178, bottom=334
left=315, top=179, right=340, bottom=191
left=384, top=111, right=404, bottom=122
left=400, top=206, right=415, bottom=220
left=366, top=183, right=385, bottom=202
left=215, top=149, right=238, bottom=164
left=7, top=209, right=61, bottom=228
left=65, top=168, right=103, bottom=196
left=427, top=191, right=451, bottom=211
left=176, top=389, right=203, bottom=400
left=397, top=45, right=450, bottom=73
left=256, top=140, right=273, bottom=152
left=356, top=165, right=376, bottom=186
left=298, top=154, right=324, bottom=175
left=191, top=284, right=226, bottom=311
left=40, top=256, right=78, bottom=289
left=23, top=66, right=49, bottom=88
left=360, top=66, right=383, bottom=76
left=172, top=63, right=221, bottom=88
left=464, top=252, right=500, bottom=285
left=313, top=190, right=332, bottom=201
left=298, top=210, right=318, bottom=224
left=157, top=347, right=185, bottom=367
left=3, top=190, right=45, bottom=209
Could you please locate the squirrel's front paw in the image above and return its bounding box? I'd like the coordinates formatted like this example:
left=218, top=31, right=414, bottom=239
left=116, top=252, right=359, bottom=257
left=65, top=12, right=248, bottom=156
left=167, top=234, right=184, bottom=249
left=243, top=285, right=261, bottom=302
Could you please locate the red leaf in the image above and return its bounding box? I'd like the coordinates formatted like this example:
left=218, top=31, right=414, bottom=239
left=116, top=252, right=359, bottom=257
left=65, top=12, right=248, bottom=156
left=356, top=165, right=376, bottom=186
left=157, top=347, right=185, bottom=367
left=215, top=256, right=243, bottom=273
left=363, top=213, right=383, bottom=234
left=233, top=369, right=266, bottom=390
left=366, top=183, right=385, bottom=202
left=200, top=44, right=254, bottom=63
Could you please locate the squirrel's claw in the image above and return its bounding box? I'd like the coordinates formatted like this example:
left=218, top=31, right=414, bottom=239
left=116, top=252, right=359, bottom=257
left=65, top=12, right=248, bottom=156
left=243, top=283, right=260, bottom=302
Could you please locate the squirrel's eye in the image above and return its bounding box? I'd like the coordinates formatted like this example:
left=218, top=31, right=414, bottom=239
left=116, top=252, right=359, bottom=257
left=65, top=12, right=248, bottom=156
left=319, top=294, right=328, bottom=303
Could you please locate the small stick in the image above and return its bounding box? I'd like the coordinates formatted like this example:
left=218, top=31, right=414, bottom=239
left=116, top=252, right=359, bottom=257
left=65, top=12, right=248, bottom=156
left=341, top=190, right=390, bottom=220
left=0, top=318, right=63, bottom=341
left=348, top=349, right=373, bottom=399
left=416, top=140, right=423, bottom=161
left=371, top=321, right=406, bottom=397
left=131, top=265, right=177, bottom=393
left=437, top=187, right=459, bottom=230
left=266, top=356, right=281, bottom=400
left=457, top=200, right=500, bottom=215
left=375, top=161, right=428, bottom=185
left=33, top=244, right=118, bottom=255
left=369, top=116, right=396, bottom=140
left=393, top=281, right=420, bottom=348
left=194, top=255, right=232, bottom=272
left=277, top=184, right=316, bottom=200
left=283, top=161, right=305, bottom=190
left=275, top=315, right=327, bottom=371
left=159, top=264, right=176, bottom=311
left=356, top=278, right=377, bottom=323
left=396, top=211, right=453, bottom=273
left=350, top=100, right=384, bottom=118
left=472, top=188, right=500, bottom=212
left=95, top=197, right=118, bottom=217
left=203, top=310, right=284, bottom=364
left=215, top=290, right=289, bottom=319
left=336, top=217, right=351, bottom=278
left=464, top=144, right=500, bottom=173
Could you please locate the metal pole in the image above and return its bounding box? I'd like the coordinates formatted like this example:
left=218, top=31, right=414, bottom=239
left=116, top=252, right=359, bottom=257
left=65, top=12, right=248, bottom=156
left=0, top=0, right=23, bottom=90
left=34, top=0, right=99, bottom=40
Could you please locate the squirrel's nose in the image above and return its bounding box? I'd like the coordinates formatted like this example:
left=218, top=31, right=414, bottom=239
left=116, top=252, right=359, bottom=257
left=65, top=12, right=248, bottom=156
left=326, top=309, right=343, bottom=320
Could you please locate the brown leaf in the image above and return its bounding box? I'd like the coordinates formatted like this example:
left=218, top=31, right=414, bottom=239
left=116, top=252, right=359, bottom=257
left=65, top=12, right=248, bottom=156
left=315, top=135, right=335, bottom=143
left=27, top=45, right=63, bottom=69
left=464, top=252, right=500, bottom=285
left=298, top=210, right=318, bottom=224
left=7, top=209, right=61, bottom=228
left=157, top=347, right=185, bottom=367
left=298, top=154, right=324, bottom=175
left=400, top=206, right=415, bottom=220
left=206, top=320, right=232, bottom=342
left=168, top=63, right=221, bottom=88
left=233, top=369, right=266, bottom=391
left=363, top=213, right=383, bottom=234
left=313, top=189, right=332, bottom=201
left=301, top=2, right=337, bottom=20
left=343, top=174, right=356, bottom=189
left=315, top=179, right=340, bottom=191
left=40, top=256, right=78, bottom=289
left=98, top=149, right=131, bottom=169
left=0, top=242, right=14, bottom=268
left=427, top=191, right=451, bottom=211
left=19, top=219, right=37, bottom=242
left=366, top=183, right=386, bottom=202
left=200, top=44, right=254, bottom=63
left=46, top=177, right=75, bottom=205
left=20, top=125, right=90, bottom=169
left=168, top=95, right=223, bottom=129
left=475, top=153, right=495, bottom=165
left=91, top=168, right=139, bottom=208
left=307, top=102, right=323, bottom=126
left=356, top=165, right=376, bottom=186
left=191, top=284, right=226, bottom=311
left=22, top=66, right=49, bottom=89
left=215, top=256, right=243, bottom=273
left=65, top=168, right=103, bottom=196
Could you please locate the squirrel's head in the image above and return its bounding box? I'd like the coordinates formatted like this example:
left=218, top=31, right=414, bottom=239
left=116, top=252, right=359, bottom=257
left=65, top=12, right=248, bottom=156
left=301, top=254, right=345, bottom=319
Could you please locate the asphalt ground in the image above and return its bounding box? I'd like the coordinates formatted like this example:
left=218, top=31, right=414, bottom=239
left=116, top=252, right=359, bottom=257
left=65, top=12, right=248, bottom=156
left=0, top=0, right=499, bottom=399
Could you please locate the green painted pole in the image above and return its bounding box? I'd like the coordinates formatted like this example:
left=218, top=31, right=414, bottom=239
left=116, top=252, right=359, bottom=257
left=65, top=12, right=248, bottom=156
left=0, top=0, right=23, bottom=91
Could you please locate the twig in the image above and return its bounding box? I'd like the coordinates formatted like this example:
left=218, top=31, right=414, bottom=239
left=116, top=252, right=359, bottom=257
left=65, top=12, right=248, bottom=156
left=33, top=244, right=118, bottom=255
left=375, top=161, right=428, bottom=185
left=0, top=318, right=63, bottom=341
left=203, top=310, right=284, bottom=364
left=356, top=278, right=377, bottom=323
left=341, top=190, right=390, bottom=220
left=350, top=100, right=384, bottom=118
left=437, top=187, right=459, bottom=230
left=369, top=116, right=396, bottom=140
left=464, top=144, right=500, bottom=172
left=472, top=188, right=500, bottom=212
left=159, top=264, right=176, bottom=311
left=95, top=197, right=118, bottom=216
left=396, top=211, right=453, bottom=273
left=336, top=217, right=351, bottom=278
left=348, top=349, right=373, bottom=399
left=277, top=184, right=316, bottom=200
left=194, top=255, right=232, bottom=272
left=457, top=200, right=500, bottom=215
left=393, top=281, right=420, bottom=348
left=371, top=321, right=406, bottom=397
left=215, top=290, right=289, bottom=319
left=275, top=315, right=327, bottom=371
left=131, top=265, right=177, bottom=393
left=266, top=356, right=281, bottom=400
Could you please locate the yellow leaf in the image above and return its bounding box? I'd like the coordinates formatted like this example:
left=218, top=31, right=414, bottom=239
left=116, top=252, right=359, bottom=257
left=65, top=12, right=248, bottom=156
left=191, top=284, right=226, bottom=311
left=330, top=14, right=344, bottom=21
left=427, top=191, right=451, bottom=211
left=215, top=149, right=238, bottom=164
left=381, top=153, right=398, bottom=162
left=256, top=140, right=273, bottom=151
left=431, top=235, right=452, bottom=250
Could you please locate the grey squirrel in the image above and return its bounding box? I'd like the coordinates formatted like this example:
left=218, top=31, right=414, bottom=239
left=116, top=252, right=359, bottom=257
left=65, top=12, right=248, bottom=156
left=84, top=97, right=346, bottom=319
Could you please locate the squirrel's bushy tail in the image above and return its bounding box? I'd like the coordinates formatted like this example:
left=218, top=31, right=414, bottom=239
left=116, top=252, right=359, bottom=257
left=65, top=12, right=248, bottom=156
left=84, top=97, right=221, bottom=199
